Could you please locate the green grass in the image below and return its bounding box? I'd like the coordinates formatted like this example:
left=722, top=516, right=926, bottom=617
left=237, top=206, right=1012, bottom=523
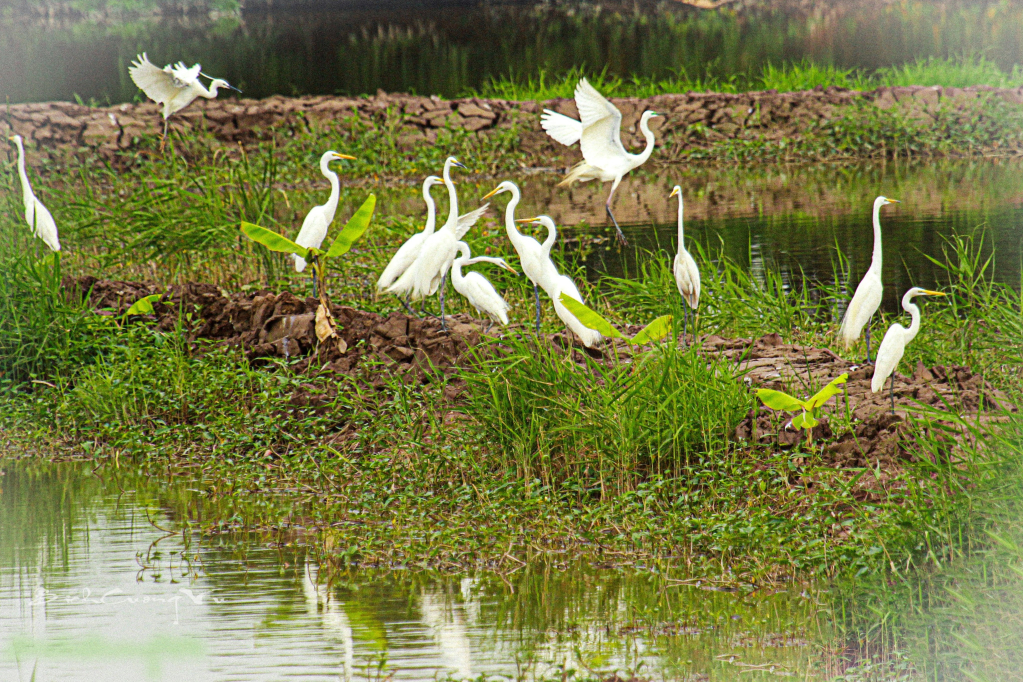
left=471, top=55, right=1023, bottom=100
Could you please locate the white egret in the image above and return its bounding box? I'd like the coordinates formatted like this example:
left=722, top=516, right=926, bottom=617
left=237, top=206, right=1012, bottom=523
left=450, top=241, right=518, bottom=327
left=669, top=186, right=700, bottom=343
left=129, top=53, right=240, bottom=149
left=388, top=157, right=488, bottom=328
left=871, top=287, right=946, bottom=413
left=838, top=196, right=900, bottom=362
left=540, top=77, right=661, bottom=246
left=377, top=175, right=443, bottom=313
left=481, top=182, right=560, bottom=334
left=8, top=135, right=60, bottom=252
left=291, top=151, right=356, bottom=296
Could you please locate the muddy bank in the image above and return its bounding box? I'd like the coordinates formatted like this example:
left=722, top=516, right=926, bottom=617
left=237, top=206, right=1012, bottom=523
left=67, top=277, right=1014, bottom=470
left=8, top=84, right=1023, bottom=168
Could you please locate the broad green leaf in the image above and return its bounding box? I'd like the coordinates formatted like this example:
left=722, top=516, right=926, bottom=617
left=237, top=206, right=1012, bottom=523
left=557, top=293, right=623, bottom=339
left=326, top=194, right=376, bottom=258
left=240, top=222, right=306, bottom=256
left=791, top=411, right=819, bottom=430
left=124, top=293, right=162, bottom=317
left=805, top=373, right=849, bottom=409
left=756, top=388, right=806, bottom=412
left=630, top=314, right=673, bottom=345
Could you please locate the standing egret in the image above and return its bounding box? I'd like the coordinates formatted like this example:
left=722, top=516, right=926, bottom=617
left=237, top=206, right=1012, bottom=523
left=838, top=196, right=900, bottom=362
left=540, top=78, right=661, bottom=246
left=388, top=157, right=488, bottom=329
left=7, top=135, right=60, bottom=252
left=871, top=287, right=946, bottom=414
left=669, top=186, right=700, bottom=344
left=450, top=241, right=518, bottom=327
left=129, top=53, right=240, bottom=150
left=291, top=151, right=356, bottom=294
left=377, top=175, right=443, bottom=313
left=481, top=182, right=559, bottom=334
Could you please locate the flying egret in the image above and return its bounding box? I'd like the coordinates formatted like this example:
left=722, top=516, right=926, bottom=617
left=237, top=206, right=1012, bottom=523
left=377, top=175, right=444, bottom=313
left=481, top=182, right=560, bottom=334
left=388, top=157, right=488, bottom=329
left=129, top=53, right=240, bottom=149
left=8, top=135, right=60, bottom=252
left=290, top=151, right=356, bottom=294
left=871, top=287, right=946, bottom=414
left=540, top=77, right=661, bottom=246
left=669, top=186, right=700, bottom=344
left=838, top=196, right=900, bottom=362
left=450, top=241, right=518, bottom=327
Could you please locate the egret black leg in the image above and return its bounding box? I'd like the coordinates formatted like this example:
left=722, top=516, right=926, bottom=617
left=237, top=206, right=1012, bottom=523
left=311, top=271, right=317, bottom=299
left=160, top=119, right=169, bottom=153
left=533, top=283, right=542, bottom=335
left=605, top=203, right=628, bottom=247
left=439, top=273, right=448, bottom=332
left=400, top=295, right=417, bottom=317
left=682, top=306, right=688, bottom=346
left=890, top=374, right=896, bottom=415
left=865, top=319, right=873, bottom=364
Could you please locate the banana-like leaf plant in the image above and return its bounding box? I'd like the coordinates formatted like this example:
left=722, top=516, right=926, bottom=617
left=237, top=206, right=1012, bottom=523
left=756, top=373, right=848, bottom=446
left=123, top=293, right=162, bottom=319
left=557, top=293, right=673, bottom=345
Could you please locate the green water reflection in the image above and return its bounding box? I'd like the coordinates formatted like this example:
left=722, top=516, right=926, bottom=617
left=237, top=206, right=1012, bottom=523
left=2, top=0, right=1023, bottom=103
left=0, top=458, right=831, bottom=680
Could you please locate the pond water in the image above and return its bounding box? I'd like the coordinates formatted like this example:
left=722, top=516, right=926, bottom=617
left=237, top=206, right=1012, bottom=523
left=0, top=458, right=831, bottom=681
left=2, top=0, right=1023, bottom=104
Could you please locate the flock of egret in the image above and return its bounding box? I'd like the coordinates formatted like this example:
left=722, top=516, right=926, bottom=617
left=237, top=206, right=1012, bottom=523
left=5, top=60, right=946, bottom=414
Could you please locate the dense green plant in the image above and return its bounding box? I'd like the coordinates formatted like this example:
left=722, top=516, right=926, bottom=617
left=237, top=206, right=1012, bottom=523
left=757, top=373, right=848, bottom=446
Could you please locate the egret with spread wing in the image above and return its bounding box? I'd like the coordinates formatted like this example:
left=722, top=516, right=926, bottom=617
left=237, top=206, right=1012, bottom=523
left=838, top=196, right=900, bottom=362
left=377, top=175, right=443, bottom=313
left=871, top=287, right=946, bottom=414
left=291, top=151, right=356, bottom=292
left=450, top=241, right=518, bottom=327
left=129, top=53, right=240, bottom=149
left=541, top=78, right=661, bottom=246
left=388, top=157, right=488, bottom=329
left=8, top=135, right=60, bottom=252
left=669, top=186, right=700, bottom=344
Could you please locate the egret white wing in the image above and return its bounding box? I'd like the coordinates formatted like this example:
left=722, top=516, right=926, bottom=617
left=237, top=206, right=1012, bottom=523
left=458, top=271, right=510, bottom=325
left=171, top=62, right=202, bottom=87
left=839, top=271, right=883, bottom=349
left=129, top=54, right=182, bottom=105
left=540, top=110, right=583, bottom=146
left=454, top=204, right=489, bottom=240
left=673, top=250, right=700, bottom=309
left=30, top=199, right=60, bottom=252
left=574, top=78, right=626, bottom=161
left=871, top=325, right=906, bottom=393
left=377, top=233, right=428, bottom=291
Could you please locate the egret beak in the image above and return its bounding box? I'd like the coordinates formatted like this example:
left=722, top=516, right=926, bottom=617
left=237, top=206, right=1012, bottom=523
left=888, top=198, right=901, bottom=204
left=227, top=84, right=242, bottom=93
left=7, top=136, right=14, bottom=141
left=669, top=187, right=680, bottom=198
left=922, top=290, right=947, bottom=297
left=331, top=153, right=356, bottom=160
left=515, top=216, right=541, bottom=224
left=452, top=161, right=467, bottom=170
left=650, top=112, right=662, bottom=117
left=481, top=187, right=503, bottom=200
left=497, top=260, right=518, bottom=275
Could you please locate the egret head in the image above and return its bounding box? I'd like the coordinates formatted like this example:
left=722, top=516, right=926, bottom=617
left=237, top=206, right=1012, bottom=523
left=876, top=196, right=901, bottom=207
left=669, top=185, right=682, bottom=199
left=516, top=215, right=555, bottom=230
left=445, top=156, right=467, bottom=171
left=641, top=110, right=662, bottom=121
left=323, top=151, right=356, bottom=164
left=482, top=180, right=517, bottom=200
left=8, top=134, right=22, bottom=144
left=423, top=175, right=443, bottom=189
left=213, top=78, right=241, bottom=93
left=907, top=287, right=946, bottom=300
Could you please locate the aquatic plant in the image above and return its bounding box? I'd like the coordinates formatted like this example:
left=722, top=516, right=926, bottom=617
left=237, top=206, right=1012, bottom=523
left=756, top=373, right=849, bottom=447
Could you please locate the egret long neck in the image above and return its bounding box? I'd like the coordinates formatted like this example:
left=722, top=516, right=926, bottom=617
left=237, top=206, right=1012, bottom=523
left=541, top=221, right=557, bottom=258
left=503, top=187, right=522, bottom=243
left=634, top=116, right=657, bottom=166
left=904, top=297, right=922, bottom=343
left=676, top=195, right=685, bottom=246
left=422, top=185, right=437, bottom=235
left=321, top=159, right=341, bottom=217
left=870, top=201, right=884, bottom=272
left=451, top=249, right=469, bottom=283
left=14, top=140, right=32, bottom=206
left=442, top=162, right=459, bottom=231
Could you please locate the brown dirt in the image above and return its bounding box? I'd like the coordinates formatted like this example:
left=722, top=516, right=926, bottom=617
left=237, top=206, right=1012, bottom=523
left=67, top=277, right=1015, bottom=472
left=8, top=84, right=1023, bottom=168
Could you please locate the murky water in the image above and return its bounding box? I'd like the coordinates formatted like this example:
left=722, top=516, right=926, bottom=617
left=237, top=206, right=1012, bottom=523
left=0, top=459, right=831, bottom=681
left=3, top=0, right=1023, bottom=104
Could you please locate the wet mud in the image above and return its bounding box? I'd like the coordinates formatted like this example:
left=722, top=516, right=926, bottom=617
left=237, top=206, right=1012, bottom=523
left=68, top=277, right=1014, bottom=474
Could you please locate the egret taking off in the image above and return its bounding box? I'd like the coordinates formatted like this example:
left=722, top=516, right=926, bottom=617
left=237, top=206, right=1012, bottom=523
left=291, top=151, right=356, bottom=291
left=871, top=287, right=946, bottom=414
left=540, top=78, right=661, bottom=246
left=129, top=53, right=240, bottom=150
left=480, top=182, right=559, bottom=334
left=8, top=135, right=60, bottom=252
left=376, top=175, right=444, bottom=312
left=388, top=157, right=488, bottom=329
left=669, top=186, right=699, bottom=343
left=450, top=241, right=518, bottom=327
left=838, top=196, right=900, bottom=362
